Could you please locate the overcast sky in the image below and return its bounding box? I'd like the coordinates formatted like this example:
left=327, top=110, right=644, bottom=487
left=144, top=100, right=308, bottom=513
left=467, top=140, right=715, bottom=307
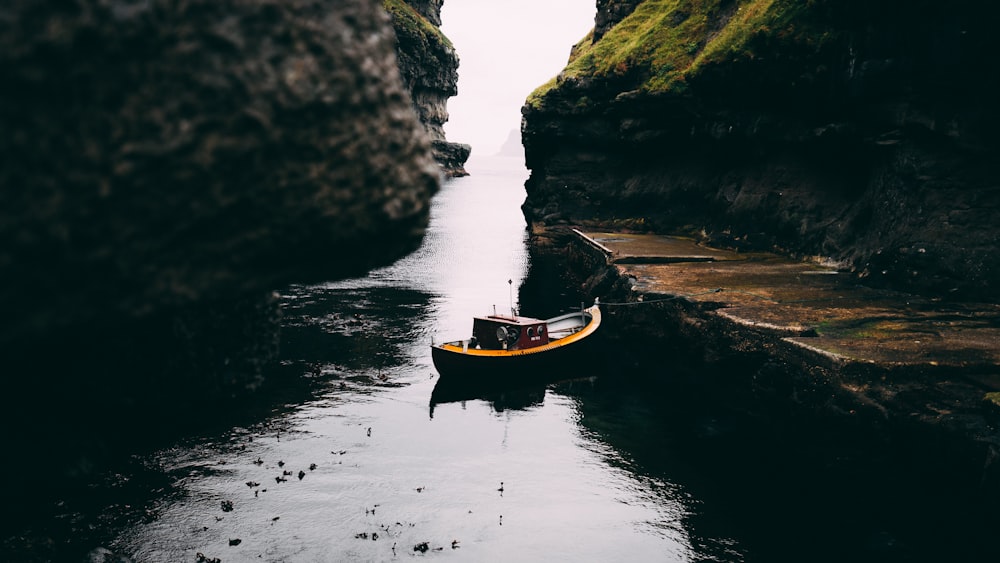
left=440, top=0, right=596, bottom=157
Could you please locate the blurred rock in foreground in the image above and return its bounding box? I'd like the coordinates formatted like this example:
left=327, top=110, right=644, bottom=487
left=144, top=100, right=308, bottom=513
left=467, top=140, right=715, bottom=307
left=0, top=0, right=439, bottom=438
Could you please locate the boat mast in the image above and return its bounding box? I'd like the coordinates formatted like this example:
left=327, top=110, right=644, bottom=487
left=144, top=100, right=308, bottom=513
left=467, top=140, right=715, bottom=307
left=508, top=279, right=514, bottom=317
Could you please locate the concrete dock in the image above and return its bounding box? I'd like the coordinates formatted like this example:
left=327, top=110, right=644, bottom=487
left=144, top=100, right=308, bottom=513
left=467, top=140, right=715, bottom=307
left=574, top=229, right=1000, bottom=405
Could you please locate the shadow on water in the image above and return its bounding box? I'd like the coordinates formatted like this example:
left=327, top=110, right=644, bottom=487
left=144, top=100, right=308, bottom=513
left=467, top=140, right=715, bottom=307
left=1, top=283, right=435, bottom=562
left=549, top=361, right=1000, bottom=563
left=280, top=284, right=434, bottom=377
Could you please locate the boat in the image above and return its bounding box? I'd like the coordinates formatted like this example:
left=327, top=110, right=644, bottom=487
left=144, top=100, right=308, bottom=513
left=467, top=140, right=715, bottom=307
left=430, top=300, right=601, bottom=380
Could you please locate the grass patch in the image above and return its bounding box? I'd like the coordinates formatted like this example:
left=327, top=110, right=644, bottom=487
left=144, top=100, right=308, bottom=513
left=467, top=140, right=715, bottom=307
left=526, top=31, right=594, bottom=106
left=382, top=0, right=453, bottom=49
left=527, top=0, right=831, bottom=108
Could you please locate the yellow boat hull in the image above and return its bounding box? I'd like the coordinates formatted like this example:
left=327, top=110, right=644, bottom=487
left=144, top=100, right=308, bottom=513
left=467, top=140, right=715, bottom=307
left=431, top=305, right=601, bottom=380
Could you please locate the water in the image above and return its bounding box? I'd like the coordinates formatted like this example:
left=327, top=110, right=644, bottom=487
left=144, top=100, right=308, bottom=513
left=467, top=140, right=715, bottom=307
left=107, top=156, right=700, bottom=561
left=28, top=156, right=996, bottom=561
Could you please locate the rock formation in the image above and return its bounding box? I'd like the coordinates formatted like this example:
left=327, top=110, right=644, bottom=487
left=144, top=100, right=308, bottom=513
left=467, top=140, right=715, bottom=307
left=384, top=0, right=471, bottom=176
left=0, top=0, right=439, bottom=434
left=593, top=0, right=642, bottom=41
left=497, top=129, right=525, bottom=158
left=522, top=0, right=1000, bottom=301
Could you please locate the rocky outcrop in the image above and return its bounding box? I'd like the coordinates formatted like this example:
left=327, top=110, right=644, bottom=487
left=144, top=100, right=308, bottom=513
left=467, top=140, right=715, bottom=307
left=594, top=0, right=642, bottom=41
left=384, top=0, right=471, bottom=176
left=497, top=129, right=525, bottom=158
left=522, top=0, right=1000, bottom=301
left=432, top=139, right=472, bottom=173
left=0, top=0, right=439, bottom=431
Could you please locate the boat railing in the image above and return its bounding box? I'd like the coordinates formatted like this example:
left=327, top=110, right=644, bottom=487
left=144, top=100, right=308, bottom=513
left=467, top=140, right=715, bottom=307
left=548, top=326, right=583, bottom=339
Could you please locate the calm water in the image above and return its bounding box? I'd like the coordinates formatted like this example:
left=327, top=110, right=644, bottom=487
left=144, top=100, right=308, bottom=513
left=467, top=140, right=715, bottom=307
left=73, top=156, right=995, bottom=562
left=108, top=156, right=698, bottom=562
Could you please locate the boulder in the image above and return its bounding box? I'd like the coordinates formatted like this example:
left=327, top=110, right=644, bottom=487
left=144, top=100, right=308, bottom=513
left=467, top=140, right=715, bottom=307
left=0, top=0, right=439, bottom=426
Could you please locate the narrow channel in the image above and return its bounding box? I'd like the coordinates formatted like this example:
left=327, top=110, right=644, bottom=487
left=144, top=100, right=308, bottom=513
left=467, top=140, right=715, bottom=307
left=79, top=154, right=991, bottom=563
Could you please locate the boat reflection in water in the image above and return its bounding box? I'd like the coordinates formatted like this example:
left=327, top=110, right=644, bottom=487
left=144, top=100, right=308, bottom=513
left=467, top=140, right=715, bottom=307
left=428, top=377, right=548, bottom=418
left=428, top=299, right=603, bottom=418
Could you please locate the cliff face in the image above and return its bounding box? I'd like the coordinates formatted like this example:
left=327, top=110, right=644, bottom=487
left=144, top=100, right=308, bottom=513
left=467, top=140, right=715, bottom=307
left=0, top=0, right=439, bottom=432
left=384, top=0, right=471, bottom=176
left=522, top=0, right=1000, bottom=300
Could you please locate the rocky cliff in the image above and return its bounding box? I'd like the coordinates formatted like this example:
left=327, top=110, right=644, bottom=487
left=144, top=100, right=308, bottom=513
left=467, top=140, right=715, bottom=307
left=0, top=0, right=439, bottom=444
left=384, top=0, right=471, bottom=176
left=522, top=0, right=1000, bottom=301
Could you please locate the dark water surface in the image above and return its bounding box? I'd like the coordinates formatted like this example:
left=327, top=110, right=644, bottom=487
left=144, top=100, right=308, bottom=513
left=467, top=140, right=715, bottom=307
left=16, top=156, right=996, bottom=562
left=108, top=156, right=697, bottom=561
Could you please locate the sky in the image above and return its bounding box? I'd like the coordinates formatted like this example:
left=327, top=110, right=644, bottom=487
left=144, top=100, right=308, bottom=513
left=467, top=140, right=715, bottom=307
left=440, top=0, right=596, bottom=157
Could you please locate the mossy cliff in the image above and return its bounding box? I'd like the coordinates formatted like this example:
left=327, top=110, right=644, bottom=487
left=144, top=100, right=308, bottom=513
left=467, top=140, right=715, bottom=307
left=522, top=0, right=1000, bottom=300
left=384, top=0, right=471, bottom=176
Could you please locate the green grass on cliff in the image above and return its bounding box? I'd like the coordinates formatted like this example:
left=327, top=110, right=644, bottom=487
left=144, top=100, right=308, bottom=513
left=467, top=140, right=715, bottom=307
left=527, top=0, right=829, bottom=108
left=382, top=0, right=453, bottom=48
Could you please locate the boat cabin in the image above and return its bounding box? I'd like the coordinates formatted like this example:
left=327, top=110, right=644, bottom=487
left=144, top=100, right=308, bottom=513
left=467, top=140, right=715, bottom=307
left=470, top=315, right=549, bottom=351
